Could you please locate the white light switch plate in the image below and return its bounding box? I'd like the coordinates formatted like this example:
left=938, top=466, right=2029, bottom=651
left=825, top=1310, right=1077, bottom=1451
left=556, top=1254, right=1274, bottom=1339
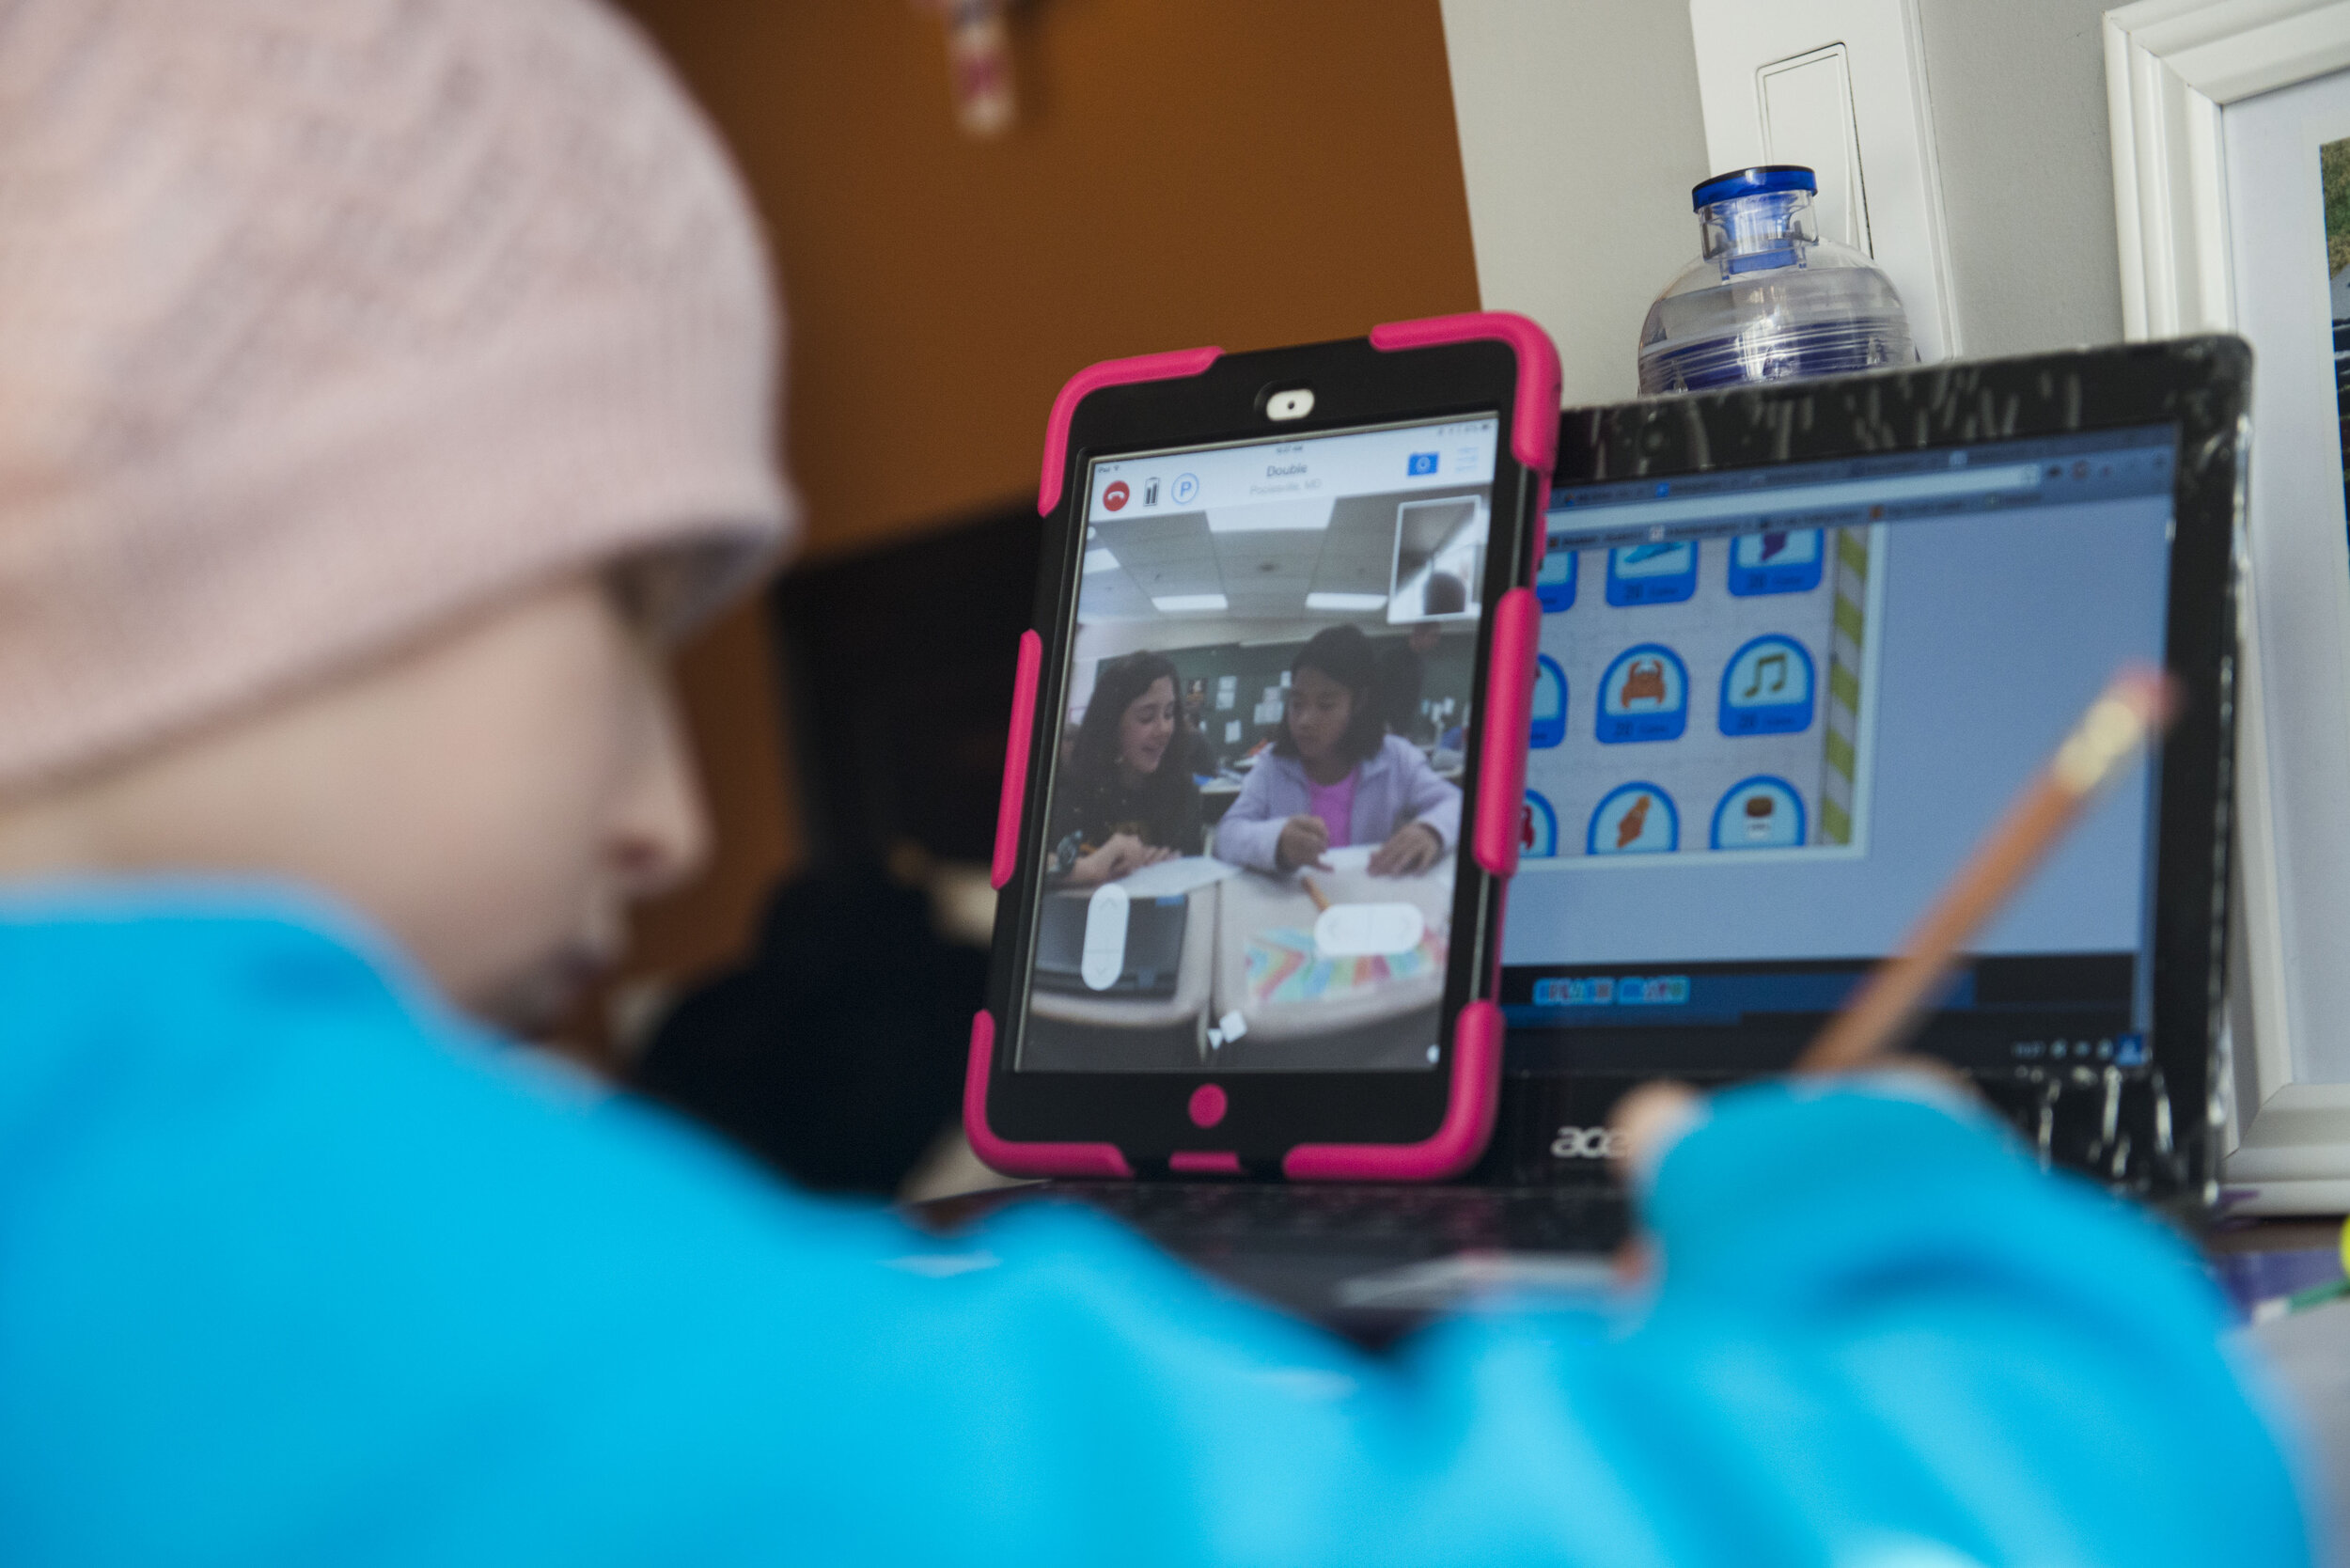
left=1687, top=0, right=1961, bottom=362
left=1760, top=45, right=1868, bottom=252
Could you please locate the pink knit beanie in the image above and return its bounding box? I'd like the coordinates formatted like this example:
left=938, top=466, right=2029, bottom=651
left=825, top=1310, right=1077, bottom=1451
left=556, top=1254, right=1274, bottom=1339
left=0, top=0, right=797, bottom=793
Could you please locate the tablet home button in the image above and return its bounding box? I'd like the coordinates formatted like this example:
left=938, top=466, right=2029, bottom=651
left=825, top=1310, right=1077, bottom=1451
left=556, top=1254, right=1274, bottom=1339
left=1187, top=1083, right=1228, bottom=1129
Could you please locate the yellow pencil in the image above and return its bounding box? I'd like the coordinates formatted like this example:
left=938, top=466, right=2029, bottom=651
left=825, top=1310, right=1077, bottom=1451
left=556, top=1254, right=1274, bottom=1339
left=1798, top=666, right=2178, bottom=1075
left=1301, top=874, right=1332, bottom=915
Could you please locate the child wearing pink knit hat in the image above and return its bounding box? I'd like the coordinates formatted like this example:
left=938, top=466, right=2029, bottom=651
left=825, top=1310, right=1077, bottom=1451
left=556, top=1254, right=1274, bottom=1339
left=0, top=3, right=2309, bottom=1565
left=0, top=0, right=792, bottom=1026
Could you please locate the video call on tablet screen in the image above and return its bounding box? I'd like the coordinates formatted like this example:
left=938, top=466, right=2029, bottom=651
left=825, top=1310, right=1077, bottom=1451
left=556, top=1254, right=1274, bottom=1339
left=1504, top=425, right=2178, bottom=1076
left=1019, top=416, right=1498, bottom=1074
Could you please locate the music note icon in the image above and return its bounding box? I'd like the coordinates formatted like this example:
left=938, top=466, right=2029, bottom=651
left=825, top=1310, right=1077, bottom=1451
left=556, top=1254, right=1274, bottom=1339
left=1719, top=635, right=1814, bottom=737
left=1740, top=651, right=1788, bottom=699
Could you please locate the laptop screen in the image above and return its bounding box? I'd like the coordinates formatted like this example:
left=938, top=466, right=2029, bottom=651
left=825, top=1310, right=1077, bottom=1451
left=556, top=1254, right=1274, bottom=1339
left=1502, top=424, right=2178, bottom=1078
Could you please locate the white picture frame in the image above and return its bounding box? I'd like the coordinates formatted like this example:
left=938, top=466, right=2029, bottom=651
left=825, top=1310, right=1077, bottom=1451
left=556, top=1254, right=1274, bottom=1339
left=2107, top=0, right=2350, bottom=1211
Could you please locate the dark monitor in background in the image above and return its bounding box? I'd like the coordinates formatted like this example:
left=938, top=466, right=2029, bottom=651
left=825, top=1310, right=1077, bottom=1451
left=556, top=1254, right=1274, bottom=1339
left=632, top=501, right=1042, bottom=1196
left=769, top=501, right=1043, bottom=870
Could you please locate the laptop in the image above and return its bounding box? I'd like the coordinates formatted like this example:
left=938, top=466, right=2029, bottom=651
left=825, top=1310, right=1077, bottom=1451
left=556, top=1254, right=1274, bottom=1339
left=920, top=338, right=2248, bottom=1343
left=1033, top=890, right=1188, bottom=999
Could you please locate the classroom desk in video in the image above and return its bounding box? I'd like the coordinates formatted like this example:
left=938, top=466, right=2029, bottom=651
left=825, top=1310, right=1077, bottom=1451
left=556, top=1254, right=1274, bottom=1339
left=1206, top=850, right=1454, bottom=1073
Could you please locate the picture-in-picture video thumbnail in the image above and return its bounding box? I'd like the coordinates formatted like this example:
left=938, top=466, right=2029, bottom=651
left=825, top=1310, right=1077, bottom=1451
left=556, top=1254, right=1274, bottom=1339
left=1021, top=420, right=1496, bottom=1074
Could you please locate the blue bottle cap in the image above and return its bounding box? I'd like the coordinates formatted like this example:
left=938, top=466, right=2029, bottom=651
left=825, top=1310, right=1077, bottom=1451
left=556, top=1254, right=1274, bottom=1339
left=1691, top=165, right=1817, bottom=210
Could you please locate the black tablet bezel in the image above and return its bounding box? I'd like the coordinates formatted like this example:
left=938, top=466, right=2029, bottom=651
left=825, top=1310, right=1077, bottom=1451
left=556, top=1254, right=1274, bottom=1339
left=1491, top=337, right=2248, bottom=1202
left=980, top=336, right=1547, bottom=1174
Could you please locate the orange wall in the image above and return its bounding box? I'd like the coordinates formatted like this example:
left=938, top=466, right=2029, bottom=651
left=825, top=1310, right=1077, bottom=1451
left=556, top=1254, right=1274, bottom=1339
left=617, top=0, right=1482, bottom=987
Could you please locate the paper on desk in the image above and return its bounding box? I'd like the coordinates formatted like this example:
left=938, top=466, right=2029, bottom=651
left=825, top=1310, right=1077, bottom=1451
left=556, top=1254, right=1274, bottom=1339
left=1317, top=844, right=1376, bottom=873
left=1117, top=855, right=1241, bottom=900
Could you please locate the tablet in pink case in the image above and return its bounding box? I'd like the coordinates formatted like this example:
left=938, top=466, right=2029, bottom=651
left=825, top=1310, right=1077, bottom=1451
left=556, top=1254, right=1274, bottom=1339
left=968, top=313, right=1559, bottom=1182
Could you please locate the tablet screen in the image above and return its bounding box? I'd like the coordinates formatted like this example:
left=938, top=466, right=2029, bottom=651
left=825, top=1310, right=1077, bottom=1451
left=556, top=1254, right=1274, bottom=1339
left=1504, top=424, right=2178, bottom=1076
left=1018, top=415, right=1498, bottom=1073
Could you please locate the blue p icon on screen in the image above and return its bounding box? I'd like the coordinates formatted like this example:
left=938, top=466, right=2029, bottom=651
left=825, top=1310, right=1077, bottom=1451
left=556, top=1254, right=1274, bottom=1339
left=1407, top=452, right=1438, bottom=476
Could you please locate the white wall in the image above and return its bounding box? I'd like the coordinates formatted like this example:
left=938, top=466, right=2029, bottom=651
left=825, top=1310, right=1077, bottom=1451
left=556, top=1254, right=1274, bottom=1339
left=1439, top=0, right=1713, bottom=409
left=1440, top=0, right=2127, bottom=403
left=1913, top=0, right=2123, bottom=357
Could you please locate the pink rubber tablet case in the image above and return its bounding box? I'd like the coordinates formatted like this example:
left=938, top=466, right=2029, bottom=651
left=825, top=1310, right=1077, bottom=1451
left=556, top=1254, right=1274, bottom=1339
left=968, top=313, right=1559, bottom=1182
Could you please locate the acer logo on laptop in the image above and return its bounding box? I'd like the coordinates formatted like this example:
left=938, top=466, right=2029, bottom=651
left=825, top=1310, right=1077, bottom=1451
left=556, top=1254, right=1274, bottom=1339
left=1550, top=1125, right=1627, bottom=1161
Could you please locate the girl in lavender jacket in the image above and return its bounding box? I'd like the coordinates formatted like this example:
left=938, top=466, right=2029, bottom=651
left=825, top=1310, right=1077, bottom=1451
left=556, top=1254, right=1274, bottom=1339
left=1214, top=623, right=1463, bottom=876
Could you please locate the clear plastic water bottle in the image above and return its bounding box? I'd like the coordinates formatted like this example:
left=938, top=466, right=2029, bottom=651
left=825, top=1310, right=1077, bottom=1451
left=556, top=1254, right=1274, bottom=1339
left=1637, top=165, right=1916, bottom=395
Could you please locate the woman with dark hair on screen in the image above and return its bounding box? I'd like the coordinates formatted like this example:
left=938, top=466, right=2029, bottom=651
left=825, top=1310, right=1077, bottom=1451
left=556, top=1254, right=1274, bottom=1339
left=1046, top=650, right=1203, bottom=886
left=1214, top=623, right=1460, bottom=876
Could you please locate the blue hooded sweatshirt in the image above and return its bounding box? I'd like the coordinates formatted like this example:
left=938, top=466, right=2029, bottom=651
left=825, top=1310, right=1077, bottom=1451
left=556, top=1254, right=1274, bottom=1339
left=0, top=887, right=2312, bottom=1565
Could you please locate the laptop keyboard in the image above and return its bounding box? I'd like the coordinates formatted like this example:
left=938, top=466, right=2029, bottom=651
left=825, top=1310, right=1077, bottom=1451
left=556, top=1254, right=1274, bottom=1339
left=909, top=1180, right=1629, bottom=1345
left=1043, top=1180, right=1629, bottom=1254
left=906, top=1177, right=1636, bottom=1345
